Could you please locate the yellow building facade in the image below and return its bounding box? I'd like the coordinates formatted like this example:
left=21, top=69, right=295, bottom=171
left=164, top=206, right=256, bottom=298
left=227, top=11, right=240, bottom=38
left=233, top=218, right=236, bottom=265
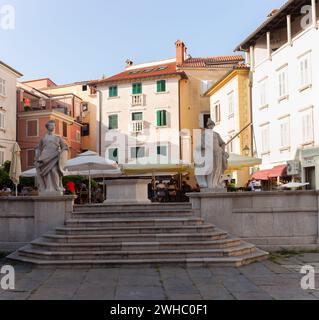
left=205, top=67, right=253, bottom=187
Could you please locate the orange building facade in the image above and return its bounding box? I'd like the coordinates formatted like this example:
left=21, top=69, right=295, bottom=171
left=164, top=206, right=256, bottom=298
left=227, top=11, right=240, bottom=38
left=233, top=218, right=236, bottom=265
left=17, top=81, right=83, bottom=171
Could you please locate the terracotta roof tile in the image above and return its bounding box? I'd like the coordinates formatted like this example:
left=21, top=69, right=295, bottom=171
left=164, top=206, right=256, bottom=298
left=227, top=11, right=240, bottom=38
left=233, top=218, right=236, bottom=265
left=178, top=55, right=244, bottom=68
left=91, top=62, right=184, bottom=85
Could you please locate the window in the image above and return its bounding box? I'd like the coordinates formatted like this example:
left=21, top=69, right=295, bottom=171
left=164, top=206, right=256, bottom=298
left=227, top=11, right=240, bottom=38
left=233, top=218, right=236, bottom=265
left=132, top=83, right=142, bottom=95
left=299, top=53, right=311, bottom=88
left=109, top=86, right=118, bottom=98
left=132, top=112, right=143, bottom=132
left=63, top=122, right=68, bottom=138
left=82, top=85, right=88, bottom=92
left=259, top=78, right=268, bottom=107
left=213, top=103, right=221, bottom=123
left=81, top=123, right=90, bottom=136
left=0, top=78, right=6, bottom=96
left=280, top=118, right=290, bottom=148
left=261, top=125, right=270, bottom=154
left=0, top=150, right=4, bottom=166
left=0, top=112, right=5, bottom=130
left=27, top=120, right=38, bottom=137
left=301, top=110, right=313, bottom=144
left=199, top=113, right=211, bottom=129
left=131, top=147, right=145, bottom=159
left=157, top=145, right=167, bottom=156
left=76, top=130, right=81, bottom=142
left=27, top=149, right=35, bottom=167
left=156, top=110, right=167, bottom=127
left=108, top=114, right=118, bottom=130
left=157, top=80, right=166, bottom=93
left=228, top=92, right=234, bottom=116
left=108, top=148, right=118, bottom=162
left=278, top=67, right=288, bottom=98
left=132, top=112, right=143, bottom=121
left=227, top=136, right=234, bottom=154
left=82, top=103, right=89, bottom=112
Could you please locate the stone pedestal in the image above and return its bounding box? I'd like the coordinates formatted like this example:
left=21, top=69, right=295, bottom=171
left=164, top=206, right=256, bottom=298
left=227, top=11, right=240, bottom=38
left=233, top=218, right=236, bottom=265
left=0, top=195, right=75, bottom=251
left=104, top=179, right=151, bottom=204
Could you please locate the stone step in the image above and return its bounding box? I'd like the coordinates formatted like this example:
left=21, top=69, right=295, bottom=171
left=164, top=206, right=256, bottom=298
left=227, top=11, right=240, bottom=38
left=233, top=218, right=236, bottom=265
left=65, top=217, right=204, bottom=228
left=30, top=238, right=242, bottom=252
left=55, top=224, right=215, bottom=236
left=7, top=249, right=268, bottom=268
left=42, top=230, right=229, bottom=243
left=73, top=203, right=192, bottom=213
left=18, top=243, right=257, bottom=261
left=72, top=211, right=194, bottom=219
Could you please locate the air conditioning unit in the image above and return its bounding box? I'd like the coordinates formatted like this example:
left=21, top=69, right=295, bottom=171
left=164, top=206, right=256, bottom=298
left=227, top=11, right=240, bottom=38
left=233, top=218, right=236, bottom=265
left=287, top=161, right=301, bottom=176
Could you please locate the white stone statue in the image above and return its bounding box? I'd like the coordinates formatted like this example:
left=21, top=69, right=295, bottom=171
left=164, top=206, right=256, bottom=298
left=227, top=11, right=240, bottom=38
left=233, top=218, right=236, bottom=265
left=35, top=120, right=69, bottom=196
left=194, top=119, right=229, bottom=191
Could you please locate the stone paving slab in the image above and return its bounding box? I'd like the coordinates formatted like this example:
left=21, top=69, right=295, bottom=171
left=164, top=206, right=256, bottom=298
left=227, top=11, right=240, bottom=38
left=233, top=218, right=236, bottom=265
left=1, top=254, right=319, bottom=300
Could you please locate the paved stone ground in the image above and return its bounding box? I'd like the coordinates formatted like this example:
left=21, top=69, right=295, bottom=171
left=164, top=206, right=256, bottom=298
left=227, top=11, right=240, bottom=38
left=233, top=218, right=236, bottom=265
left=1, top=254, right=319, bottom=300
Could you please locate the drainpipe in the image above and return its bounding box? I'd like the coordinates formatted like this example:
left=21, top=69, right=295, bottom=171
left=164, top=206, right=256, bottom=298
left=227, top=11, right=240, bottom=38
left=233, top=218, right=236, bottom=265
left=96, top=88, right=103, bottom=157
left=249, top=70, right=254, bottom=157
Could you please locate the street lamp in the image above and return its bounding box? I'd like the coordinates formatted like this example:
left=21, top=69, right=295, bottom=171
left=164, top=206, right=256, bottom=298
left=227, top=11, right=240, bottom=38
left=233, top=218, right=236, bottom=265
left=243, top=145, right=250, bottom=156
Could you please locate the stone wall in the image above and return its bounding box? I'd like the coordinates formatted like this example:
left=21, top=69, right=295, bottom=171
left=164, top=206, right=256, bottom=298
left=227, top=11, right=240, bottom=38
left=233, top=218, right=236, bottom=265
left=189, top=191, right=319, bottom=251
left=0, top=196, right=75, bottom=252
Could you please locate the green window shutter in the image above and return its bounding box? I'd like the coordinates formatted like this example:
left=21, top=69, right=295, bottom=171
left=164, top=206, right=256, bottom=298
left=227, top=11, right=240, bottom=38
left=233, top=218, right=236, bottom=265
left=162, top=110, right=167, bottom=126
left=109, top=86, right=118, bottom=97
left=109, top=115, right=118, bottom=129
left=157, top=80, right=166, bottom=92
left=132, top=112, right=143, bottom=121
left=133, top=83, right=142, bottom=94
left=156, top=110, right=167, bottom=126
left=156, top=110, right=161, bottom=126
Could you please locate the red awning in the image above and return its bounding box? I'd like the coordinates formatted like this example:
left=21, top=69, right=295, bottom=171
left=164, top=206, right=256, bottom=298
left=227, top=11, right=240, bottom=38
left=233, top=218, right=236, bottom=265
left=252, top=164, right=287, bottom=181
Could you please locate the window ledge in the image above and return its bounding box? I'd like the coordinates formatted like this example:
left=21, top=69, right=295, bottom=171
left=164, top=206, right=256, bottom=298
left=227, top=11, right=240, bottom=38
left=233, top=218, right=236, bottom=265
left=0, top=128, right=6, bottom=133
left=108, top=96, right=120, bottom=100
left=279, top=146, right=291, bottom=152
left=0, top=94, right=6, bottom=99
left=301, top=141, right=314, bottom=148
left=156, top=126, right=169, bottom=129
left=259, top=104, right=269, bottom=111
left=278, top=95, right=289, bottom=103
left=155, top=91, right=169, bottom=95
left=261, top=151, right=270, bottom=156
left=228, top=114, right=235, bottom=119
left=299, top=84, right=312, bottom=93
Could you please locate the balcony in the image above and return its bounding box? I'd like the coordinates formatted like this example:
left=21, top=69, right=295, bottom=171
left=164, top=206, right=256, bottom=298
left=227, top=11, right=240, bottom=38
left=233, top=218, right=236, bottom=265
left=131, top=94, right=144, bottom=107
left=131, top=120, right=144, bottom=133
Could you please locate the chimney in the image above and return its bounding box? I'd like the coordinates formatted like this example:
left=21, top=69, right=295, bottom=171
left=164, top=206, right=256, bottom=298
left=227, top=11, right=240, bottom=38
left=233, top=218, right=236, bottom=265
left=175, top=40, right=187, bottom=66
left=125, top=59, right=134, bottom=68
left=267, top=9, right=279, bottom=17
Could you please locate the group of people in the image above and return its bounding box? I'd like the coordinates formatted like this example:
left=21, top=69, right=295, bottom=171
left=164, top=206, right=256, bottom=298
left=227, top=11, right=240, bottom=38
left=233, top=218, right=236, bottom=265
left=148, top=177, right=199, bottom=203
left=65, top=181, right=104, bottom=204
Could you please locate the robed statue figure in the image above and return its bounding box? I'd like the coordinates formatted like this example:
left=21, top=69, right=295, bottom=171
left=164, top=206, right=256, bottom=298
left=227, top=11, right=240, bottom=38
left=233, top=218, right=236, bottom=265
left=194, top=119, right=229, bottom=191
left=35, top=120, right=69, bottom=196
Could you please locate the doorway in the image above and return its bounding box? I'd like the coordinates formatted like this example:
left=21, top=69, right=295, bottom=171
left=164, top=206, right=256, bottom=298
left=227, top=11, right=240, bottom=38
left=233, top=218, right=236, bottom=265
left=304, top=166, right=316, bottom=190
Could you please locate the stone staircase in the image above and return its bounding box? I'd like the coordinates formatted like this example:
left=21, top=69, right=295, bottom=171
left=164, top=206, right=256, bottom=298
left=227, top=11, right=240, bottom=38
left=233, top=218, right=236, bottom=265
left=8, top=203, right=268, bottom=267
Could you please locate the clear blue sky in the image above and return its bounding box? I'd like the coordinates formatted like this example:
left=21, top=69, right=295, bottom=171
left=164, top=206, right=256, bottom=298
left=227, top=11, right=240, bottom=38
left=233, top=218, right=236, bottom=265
left=1, top=0, right=285, bottom=84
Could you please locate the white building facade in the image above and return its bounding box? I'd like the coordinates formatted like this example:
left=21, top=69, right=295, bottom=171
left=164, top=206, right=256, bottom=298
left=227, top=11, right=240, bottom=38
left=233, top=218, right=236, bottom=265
left=236, top=0, right=319, bottom=189
left=92, top=59, right=184, bottom=165
left=0, top=61, right=22, bottom=166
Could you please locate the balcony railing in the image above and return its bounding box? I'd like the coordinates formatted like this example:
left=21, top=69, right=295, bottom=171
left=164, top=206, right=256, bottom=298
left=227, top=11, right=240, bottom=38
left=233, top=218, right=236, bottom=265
left=131, top=120, right=144, bottom=133
left=131, top=94, right=144, bottom=107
